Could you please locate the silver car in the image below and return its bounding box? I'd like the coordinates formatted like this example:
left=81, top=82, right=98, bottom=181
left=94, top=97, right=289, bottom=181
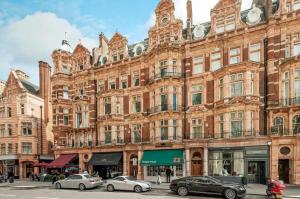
left=106, top=176, right=151, bottom=193
left=55, top=174, right=103, bottom=191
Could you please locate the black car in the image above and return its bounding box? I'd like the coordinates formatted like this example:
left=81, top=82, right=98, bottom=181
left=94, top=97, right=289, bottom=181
left=170, top=176, right=246, bottom=199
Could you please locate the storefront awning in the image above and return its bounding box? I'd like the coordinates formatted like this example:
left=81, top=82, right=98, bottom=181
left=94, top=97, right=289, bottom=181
left=33, top=162, right=49, bottom=167
left=47, top=154, right=77, bottom=168
left=89, top=153, right=122, bottom=166
left=141, top=149, right=183, bottom=166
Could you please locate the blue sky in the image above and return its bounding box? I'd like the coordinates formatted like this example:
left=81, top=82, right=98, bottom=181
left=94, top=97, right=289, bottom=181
left=0, top=0, right=252, bottom=84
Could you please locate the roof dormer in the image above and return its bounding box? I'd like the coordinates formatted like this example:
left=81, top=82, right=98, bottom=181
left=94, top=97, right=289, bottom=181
left=211, top=0, right=242, bottom=34
left=108, top=32, right=128, bottom=62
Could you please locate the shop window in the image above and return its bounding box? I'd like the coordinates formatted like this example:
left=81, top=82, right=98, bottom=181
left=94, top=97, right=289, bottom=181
left=230, top=73, right=243, bottom=97
left=193, top=56, right=204, bottom=75
left=192, top=119, right=203, bottom=139
left=211, top=51, right=221, bottom=71
left=21, top=122, right=32, bottom=136
left=208, top=151, right=244, bottom=176
left=104, top=97, right=111, bottom=115
left=133, top=124, right=141, bottom=143
left=146, top=166, right=183, bottom=177
left=98, top=80, right=105, bottom=92
left=250, top=43, right=261, bottom=62
left=22, top=142, right=32, bottom=154
left=191, top=85, right=203, bottom=105
left=132, top=95, right=141, bottom=113
left=293, top=115, right=300, bottom=134
left=230, top=111, right=243, bottom=137
left=121, top=75, right=127, bottom=89
left=229, top=47, right=241, bottom=64
left=63, top=86, right=69, bottom=99
left=104, top=126, right=112, bottom=144
left=160, top=120, right=168, bottom=141
left=63, top=108, right=69, bottom=126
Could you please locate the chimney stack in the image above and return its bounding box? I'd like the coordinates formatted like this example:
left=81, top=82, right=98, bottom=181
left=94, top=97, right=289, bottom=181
left=186, top=0, right=193, bottom=40
left=39, top=61, right=51, bottom=124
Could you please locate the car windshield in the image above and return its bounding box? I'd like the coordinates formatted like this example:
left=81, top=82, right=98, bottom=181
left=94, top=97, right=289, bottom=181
left=83, top=175, right=92, bottom=178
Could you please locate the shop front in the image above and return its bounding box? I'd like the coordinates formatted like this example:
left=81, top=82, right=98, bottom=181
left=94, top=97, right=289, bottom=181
left=0, top=155, right=19, bottom=178
left=208, top=146, right=269, bottom=184
left=47, top=154, right=79, bottom=175
left=140, top=149, right=184, bottom=182
left=89, top=152, right=123, bottom=179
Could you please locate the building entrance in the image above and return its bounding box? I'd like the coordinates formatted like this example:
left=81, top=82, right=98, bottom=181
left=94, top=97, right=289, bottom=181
left=278, top=159, right=289, bottom=184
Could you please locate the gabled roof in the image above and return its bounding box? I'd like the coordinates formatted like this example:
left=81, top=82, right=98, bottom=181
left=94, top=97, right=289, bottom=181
left=109, top=32, right=127, bottom=46
left=73, top=43, right=90, bottom=55
left=20, top=79, right=40, bottom=95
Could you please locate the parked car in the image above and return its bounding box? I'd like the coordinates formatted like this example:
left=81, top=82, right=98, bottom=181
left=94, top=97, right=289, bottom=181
left=170, top=176, right=246, bottom=199
left=54, top=174, right=103, bottom=191
left=106, top=176, right=151, bottom=193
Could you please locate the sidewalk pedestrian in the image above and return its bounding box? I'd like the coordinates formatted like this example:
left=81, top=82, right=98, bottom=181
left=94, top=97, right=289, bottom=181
left=156, top=174, right=161, bottom=185
left=166, top=167, right=171, bottom=183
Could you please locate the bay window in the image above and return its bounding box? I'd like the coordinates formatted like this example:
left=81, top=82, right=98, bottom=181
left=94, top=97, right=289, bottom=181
left=22, top=142, right=32, bottom=154
left=104, top=97, right=111, bottom=115
left=230, top=111, right=243, bottom=137
left=191, top=85, right=203, bottom=105
left=104, top=126, right=112, bottom=144
left=193, top=56, right=204, bottom=75
left=211, top=51, right=221, bottom=71
left=133, top=124, right=141, bottom=143
left=160, top=120, right=168, bottom=141
left=250, top=43, right=261, bottom=62
left=160, top=86, right=168, bottom=111
left=229, top=47, right=241, bottom=64
left=230, top=73, right=243, bottom=97
left=22, top=122, right=32, bottom=136
left=192, top=119, right=203, bottom=139
left=132, top=95, right=141, bottom=113
left=160, top=60, right=168, bottom=77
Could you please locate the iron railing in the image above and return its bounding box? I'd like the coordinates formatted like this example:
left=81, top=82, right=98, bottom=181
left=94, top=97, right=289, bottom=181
left=147, top=105, right=183, bottom=114
left=148, top=72, right=182, bottom=83
left=269, top=97, right=300, bottom=107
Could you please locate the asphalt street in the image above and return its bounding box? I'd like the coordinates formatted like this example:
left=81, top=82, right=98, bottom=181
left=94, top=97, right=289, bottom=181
left=0, top=186, right=269, bottom=199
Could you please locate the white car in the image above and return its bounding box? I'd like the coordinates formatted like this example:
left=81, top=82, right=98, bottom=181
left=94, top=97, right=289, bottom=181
left=55, top=174, right=103, bottom=191
left=106, top=176, right=151, bottom=193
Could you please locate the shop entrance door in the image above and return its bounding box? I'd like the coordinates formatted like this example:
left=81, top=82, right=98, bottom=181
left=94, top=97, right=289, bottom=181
left=191, top=160, right=202, bottom=176
left=247, top=161, right=266, bottom=184
left=278, top=160, right=289, bottom=184
left=129, top=155, right=138, bottom=178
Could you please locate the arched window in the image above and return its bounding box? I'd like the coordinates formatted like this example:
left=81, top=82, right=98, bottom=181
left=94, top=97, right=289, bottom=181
left=272, top=117, right=284, bottom=135
left=293, top=115, right=300, bottom=135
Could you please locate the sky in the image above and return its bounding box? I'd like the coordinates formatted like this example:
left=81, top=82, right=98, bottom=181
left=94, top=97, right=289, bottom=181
left=0, top=0, right=252, bottom=85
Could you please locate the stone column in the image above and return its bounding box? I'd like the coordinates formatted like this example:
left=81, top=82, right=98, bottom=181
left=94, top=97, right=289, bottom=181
left=203, top=147, right=208, bottom=176
left=78, top=154, right=85, bottom=173
left=137, top=150, right=143, bottom=180
left=123, top=151, right=128, bottom=175
left=185, top=148, right=191, bottom=176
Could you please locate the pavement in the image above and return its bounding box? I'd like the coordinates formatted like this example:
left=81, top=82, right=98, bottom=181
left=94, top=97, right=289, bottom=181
left=0, top=180, right=300, bottom=198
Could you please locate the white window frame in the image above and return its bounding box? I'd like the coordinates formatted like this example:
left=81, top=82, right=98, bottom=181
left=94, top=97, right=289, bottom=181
left=193, top=56, right=204, bottom=75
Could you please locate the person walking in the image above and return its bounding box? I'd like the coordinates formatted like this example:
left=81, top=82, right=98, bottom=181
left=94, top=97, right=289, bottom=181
left=166, top=167, right=171, bottom=183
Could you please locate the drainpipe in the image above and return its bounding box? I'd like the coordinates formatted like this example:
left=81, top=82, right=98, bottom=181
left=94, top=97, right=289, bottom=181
left=94, top=80, right=98, bottom=146
left=40, top=105, right=43, bottom=155
left=263, top=38, right=269, bottom=136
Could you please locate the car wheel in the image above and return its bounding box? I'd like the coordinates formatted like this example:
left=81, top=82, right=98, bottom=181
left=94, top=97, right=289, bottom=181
left=224, top=189, right=237, bottom=199
left=107, top=184, right=115, bottom=192
left=55, top=183, right=61, bottom=189
left=177, top=186, right=188, bottom=196
left=134, top=185, right=142, bottom=193
left=79, top=183, right=86, bottom=191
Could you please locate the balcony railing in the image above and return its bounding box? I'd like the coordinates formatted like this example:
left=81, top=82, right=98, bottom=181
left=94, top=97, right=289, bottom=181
left=147, top=105, right=183, bottom=114
left=270, top=127, right=300, bottom=136
left=148, top=72, right=182, bottom=83
left=269, top=97, right=300, bottom=107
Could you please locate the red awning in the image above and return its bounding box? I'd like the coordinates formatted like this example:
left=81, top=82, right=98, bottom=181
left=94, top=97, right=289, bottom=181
left=47, top=154, right=77, bottom=168
left=33, top=162, right=49, bottom=167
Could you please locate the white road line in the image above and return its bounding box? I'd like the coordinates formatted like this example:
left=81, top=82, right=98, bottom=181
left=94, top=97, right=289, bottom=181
left=34, top=197, right=59, bottom=199
left=0, top=194, right=16, bottom=197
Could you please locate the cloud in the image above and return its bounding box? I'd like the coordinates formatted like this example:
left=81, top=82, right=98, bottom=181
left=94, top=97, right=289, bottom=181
left=0, top=12, right=97, bottom=84
left=147, top=0, right=253, bottom=27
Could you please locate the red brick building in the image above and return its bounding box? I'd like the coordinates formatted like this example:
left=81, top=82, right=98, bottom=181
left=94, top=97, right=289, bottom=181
left=49, top=0, right=300, bottom=184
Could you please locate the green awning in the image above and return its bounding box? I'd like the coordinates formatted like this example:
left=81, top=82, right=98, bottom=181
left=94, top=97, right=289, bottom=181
left=141, top=149, right=183, bottom=166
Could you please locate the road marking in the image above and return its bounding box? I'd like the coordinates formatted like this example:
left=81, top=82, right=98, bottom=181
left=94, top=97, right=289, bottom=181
left=34, top=197, right=59, bottom=199
left=0, top=194, right=16, bottom=197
